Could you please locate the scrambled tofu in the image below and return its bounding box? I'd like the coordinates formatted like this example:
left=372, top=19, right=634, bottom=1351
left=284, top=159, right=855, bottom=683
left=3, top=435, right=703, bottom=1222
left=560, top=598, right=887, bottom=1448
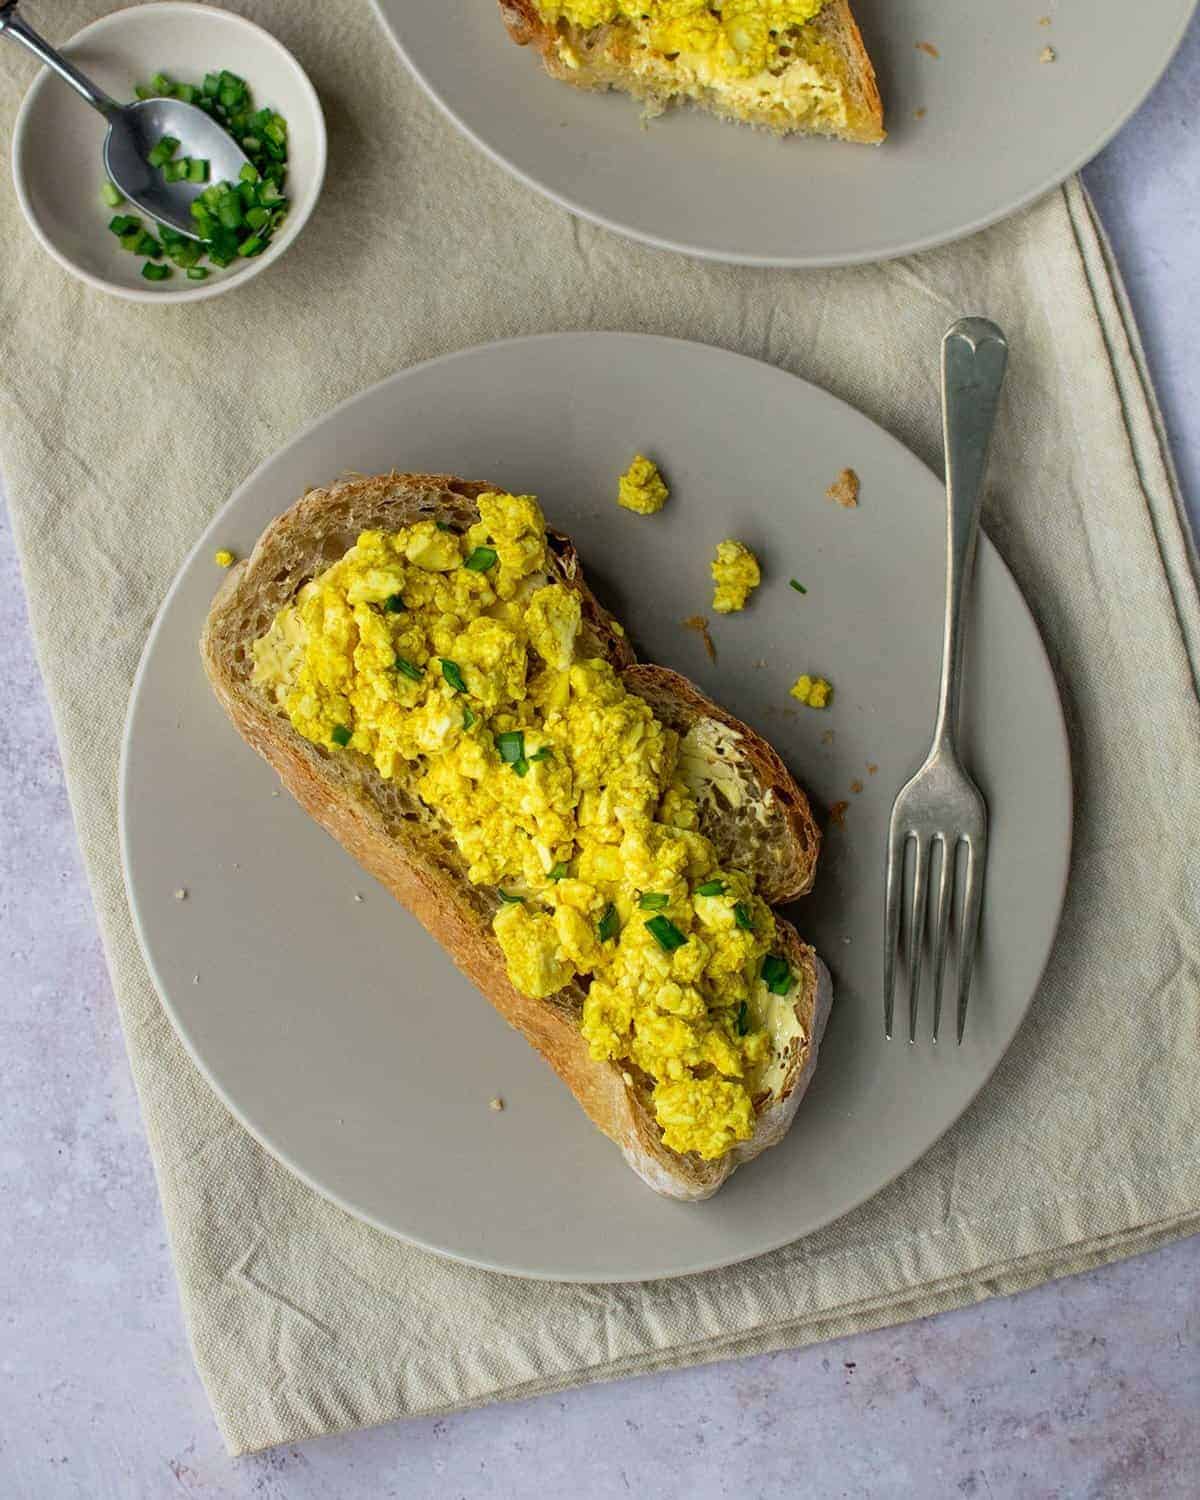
left=214, top=549, right=235, bottom=568
left=532, top=0, right=864, bottom=138
left=618, top=455, right=669, bottom=515
left=711, top=539, right=761, bottom=614
left=790, top=673, right=832, bottom=709
left=253, top=490, right=796, bottom=1160
left=537, top=0, right=827, bottom=81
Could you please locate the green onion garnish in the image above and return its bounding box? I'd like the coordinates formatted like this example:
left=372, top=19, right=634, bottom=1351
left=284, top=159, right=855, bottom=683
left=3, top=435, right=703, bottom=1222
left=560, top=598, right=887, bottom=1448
left=733, top=903, right=754, bottom=932
left=597, top=903, right=619, bottom=943
left=464, top=546, right=498, bottom=572
left=547, top=862, right=568, bottom=882
left=151, top=72, right=173, bottom=94
left=440, top=659, right=467, bottom=694
left=237, top=234, right=265, bottom=258
left=789, top=579, right=808, bottom=594
left=638, top=892, right=669, bottom=911
left=528, top=746, right=552, bottom=763
left=696, top=879, right=726, bottom=897
left=186, top=267, right=210, bottom=281
left=512, top=758, right=529, bottom=777
left=384, top=593, right=405, bottom=613
left=393, top=656, right=424, bottom=682
left=101, top=181, right=123, bottom=208
left=645, top=915, right=686, bottom=953
left=187, top=157, right=210, bottom=184
left=147, top=135, right=180, bottom=168
left=462, top=704, right=477, bottom=730
left=495, top=730, right=525, bottom=764
left=330, top=724, right=351, bottom=747
left=435, top=521, right=455, bottom=533
left=239, top=162, right=260, bottom=184
left=140, top=261, right=170, bottom=282
left=736, top=1001, right=750, bottom=1036
left=497, top=889, right=524, bottom=904
left=761, top=954, right=794, bottom=996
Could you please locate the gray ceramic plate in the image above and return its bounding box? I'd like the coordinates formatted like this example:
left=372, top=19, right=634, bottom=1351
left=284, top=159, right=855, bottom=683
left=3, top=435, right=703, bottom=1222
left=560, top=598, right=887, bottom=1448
left=371, top=0, right=1196, bottom=266
left=121, top=333, right=1071, bottom=1282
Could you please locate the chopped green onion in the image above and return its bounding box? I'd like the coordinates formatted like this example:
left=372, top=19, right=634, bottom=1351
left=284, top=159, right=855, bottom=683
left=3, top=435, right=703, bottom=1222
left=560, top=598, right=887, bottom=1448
left=789, top=579, right=808, bottom=594
left=695, top=879, right=726, bottom=897
left=638, top=892, right=669, bottom=911
left=162, top=159, right=188, bottom=183
left=597, top=903, right=619, bottom=943
left=462, top=704, right=477, bottom=731
left=108, top=213, right=138, bottom=235
left=136, top=232, right=163, bottom=258
left=217, top=193, right=244, bottom=229
left=547, top=862, right=568, bottom=882
left=464, top=546, right=498, bottom=572
left=202, top=72, right=221, bottom=97
left=733, top=903, right=754, bottom=932
left=237, top=234, right=265, bottom=258
left=761, top=954, right=794, bottom=996
left=384, top=593, right=405, bottom=613
left=736, top=1001, right=750, bottom=1036
left=496, top=889, right=524, bottom=905
left=151, top=72, right=174, bottom=94
left=147, top=135, right=180, bottom=168
left=175, top=83, right=197, bottom=104
left=435, top=521, right=455, bottom=533
left=440, top=659, right=467, bottom=694
left=187, top=157, right=209, bottom=183
left=393, top=656, right=424, bottom=682
left=528, top=746, right=552, bottom=763
left=134, top=84, right=154, bottom=100
left=245, top=206, right=270, bottom=232
left=495, top=730, right=525, bottom=764
left=141, top=261, right=170, bottom=282
left=331, top=724, right=351, bottom=747
left=101, top=181, right=123, bottom=208
left=512, top=758, right=529, bottom=778
left=239, top=161, right=260, bottom=184
left=186, top=267, right=210, bottom=281
left=645, top=915, right=687, bottom=953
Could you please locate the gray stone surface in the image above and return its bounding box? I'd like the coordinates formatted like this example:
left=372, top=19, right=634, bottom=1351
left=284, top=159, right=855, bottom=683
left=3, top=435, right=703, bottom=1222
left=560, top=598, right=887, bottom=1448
left=2, top=18, right=1198, bottom=1498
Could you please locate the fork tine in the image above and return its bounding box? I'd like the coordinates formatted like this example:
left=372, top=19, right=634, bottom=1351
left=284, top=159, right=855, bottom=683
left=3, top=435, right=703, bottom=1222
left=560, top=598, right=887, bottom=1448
left=906, top=836, right=929, bottom=1044
left=929, top=835, right=953, bottom=1043
left=883, top=826, right=908, bottom=1040
left=956, top=834, right=986, bottom=1044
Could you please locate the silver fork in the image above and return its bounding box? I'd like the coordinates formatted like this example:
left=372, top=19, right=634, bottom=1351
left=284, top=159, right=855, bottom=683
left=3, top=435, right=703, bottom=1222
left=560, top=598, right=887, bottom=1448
left=884, top=317, right=1009, bottom=1044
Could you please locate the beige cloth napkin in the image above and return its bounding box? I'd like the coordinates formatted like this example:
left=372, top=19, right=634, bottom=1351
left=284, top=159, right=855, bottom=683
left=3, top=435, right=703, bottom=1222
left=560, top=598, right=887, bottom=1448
left=2, top=1, right=1198, bottom=1457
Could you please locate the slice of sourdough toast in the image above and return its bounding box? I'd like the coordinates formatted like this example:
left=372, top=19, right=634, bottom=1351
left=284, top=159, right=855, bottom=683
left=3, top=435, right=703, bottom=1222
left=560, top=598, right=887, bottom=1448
left=201, top=472, right=831, bottom=1200
left=499, top=0, right=884, bottom=144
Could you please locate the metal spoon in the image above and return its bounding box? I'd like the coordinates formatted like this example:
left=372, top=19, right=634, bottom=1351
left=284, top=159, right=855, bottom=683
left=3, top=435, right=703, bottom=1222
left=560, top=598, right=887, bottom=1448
left=0, top=1, right=250, bottom=239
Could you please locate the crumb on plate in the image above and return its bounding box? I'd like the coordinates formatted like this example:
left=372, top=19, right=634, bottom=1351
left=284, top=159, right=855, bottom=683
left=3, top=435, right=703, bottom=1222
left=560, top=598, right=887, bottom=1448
left=790, top=673, right=833, bottom=709
left=829, top=800, right=849, bottom=827
left=214, top=549, right=236, bottom=568
left=711, top=539, right=761, bottom=613
left=1039, top=45, right=1056, bottom=63
left=617, top=455, right=669, bottom=515
left=827, top=468, right=860, bottom=508
left=850, top=779, right=864, bottom=794
left=682, top=614, right=717, bottom=662
left=916, top=41, right=940, bottom=58
left=489, top=1096, right=505, bottom=1112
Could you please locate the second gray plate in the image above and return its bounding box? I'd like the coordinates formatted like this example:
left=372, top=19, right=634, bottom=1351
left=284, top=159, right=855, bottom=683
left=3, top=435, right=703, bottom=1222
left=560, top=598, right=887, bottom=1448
left=372, top=0, right=1196, bottom=266
left=121, top=334, right=1071, bottom=1282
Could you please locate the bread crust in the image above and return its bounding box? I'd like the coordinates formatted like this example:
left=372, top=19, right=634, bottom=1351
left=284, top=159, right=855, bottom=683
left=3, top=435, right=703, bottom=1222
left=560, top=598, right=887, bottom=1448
left=201, top=473, right=831, bottom=1200
left=498, top=0, right=884, bottom=144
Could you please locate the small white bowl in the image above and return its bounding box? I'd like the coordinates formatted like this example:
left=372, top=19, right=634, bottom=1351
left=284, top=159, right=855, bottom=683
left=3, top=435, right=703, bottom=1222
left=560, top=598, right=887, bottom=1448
left=12, top=3, right=326, bottom=303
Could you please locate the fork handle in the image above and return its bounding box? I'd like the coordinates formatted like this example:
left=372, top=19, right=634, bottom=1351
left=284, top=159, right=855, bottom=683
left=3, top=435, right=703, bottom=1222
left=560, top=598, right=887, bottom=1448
left=933, top=318, right=1009, bottom=750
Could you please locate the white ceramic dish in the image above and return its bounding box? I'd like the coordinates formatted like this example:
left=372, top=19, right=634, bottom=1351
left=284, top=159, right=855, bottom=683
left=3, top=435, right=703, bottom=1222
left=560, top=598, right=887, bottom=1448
left=121, top=333, right=1072, bottom=1282
left=372, top=0, right=1197, bottom=267
left=11, top=3, right=325, bottom=303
